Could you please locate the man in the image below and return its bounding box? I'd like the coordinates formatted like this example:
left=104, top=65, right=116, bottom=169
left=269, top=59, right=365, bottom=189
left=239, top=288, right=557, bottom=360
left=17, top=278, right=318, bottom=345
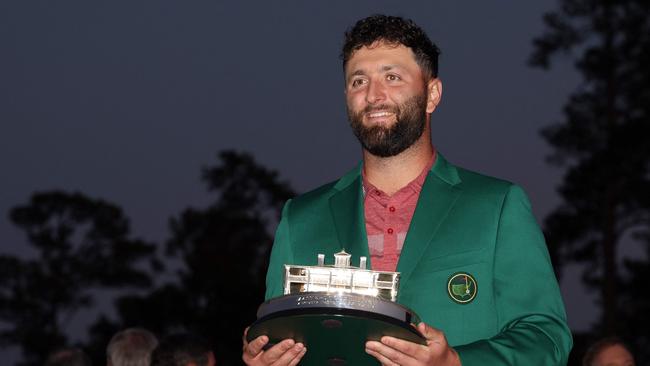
left=243, top=14, right=572, bottom=366
left=150, top=333, right=216, bottom=366
left=107, top=327, right=159, bottom=366
left=582, top=338, right=635, bottom=366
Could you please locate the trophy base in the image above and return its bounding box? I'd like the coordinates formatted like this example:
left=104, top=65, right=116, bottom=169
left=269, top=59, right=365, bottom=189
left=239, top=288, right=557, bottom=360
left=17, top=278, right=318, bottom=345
left=247, top=293, right=425, bottom=366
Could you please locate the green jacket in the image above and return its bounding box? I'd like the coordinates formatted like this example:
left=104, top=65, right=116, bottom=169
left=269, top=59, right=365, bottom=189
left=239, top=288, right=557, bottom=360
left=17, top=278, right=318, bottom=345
left=265, top=154, right=572, bottom=365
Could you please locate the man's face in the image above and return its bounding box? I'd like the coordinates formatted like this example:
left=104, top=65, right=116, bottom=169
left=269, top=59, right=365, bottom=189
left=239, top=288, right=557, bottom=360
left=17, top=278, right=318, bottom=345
left=344, top=42, right=441, bottom=157
left=592, top=345, right=635, bottom=366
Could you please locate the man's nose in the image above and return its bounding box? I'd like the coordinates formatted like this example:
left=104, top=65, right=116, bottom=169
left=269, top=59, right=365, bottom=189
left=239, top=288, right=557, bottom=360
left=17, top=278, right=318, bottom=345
left=365, top=80, right=386, bottom=104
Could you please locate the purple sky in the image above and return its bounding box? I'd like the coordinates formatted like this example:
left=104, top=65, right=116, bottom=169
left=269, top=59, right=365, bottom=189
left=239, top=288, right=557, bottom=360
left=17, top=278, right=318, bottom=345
left=1, top=1, right=605, bottom=362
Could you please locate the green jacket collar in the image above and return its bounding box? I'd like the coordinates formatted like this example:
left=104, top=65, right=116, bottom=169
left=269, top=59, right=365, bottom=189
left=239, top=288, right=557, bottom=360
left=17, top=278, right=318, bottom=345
left=328, top=153, right=462, bottom=285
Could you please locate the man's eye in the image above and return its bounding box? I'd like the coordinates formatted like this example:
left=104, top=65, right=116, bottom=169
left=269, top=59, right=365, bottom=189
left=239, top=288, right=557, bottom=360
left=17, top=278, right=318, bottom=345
left=386, top=74, right=400, bottom=81
left=351, top=79, right=366, bottom=87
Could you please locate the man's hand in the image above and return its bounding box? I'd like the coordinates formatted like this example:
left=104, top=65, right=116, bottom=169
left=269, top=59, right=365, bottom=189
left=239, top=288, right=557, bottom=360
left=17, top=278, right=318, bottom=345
left=242, top=327, right=307, bottom=366
left=365, top=322, right=461, bottom=366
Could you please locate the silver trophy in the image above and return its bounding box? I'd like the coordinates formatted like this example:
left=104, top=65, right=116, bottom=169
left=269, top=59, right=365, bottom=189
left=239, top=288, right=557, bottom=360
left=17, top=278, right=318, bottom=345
left=283, top=250, right=399, bottom=300
left=247, top=250, right=424, bottom=366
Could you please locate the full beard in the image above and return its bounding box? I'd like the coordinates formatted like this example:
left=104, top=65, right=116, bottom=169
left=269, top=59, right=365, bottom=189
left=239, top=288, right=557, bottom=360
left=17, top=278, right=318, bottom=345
left=348, top=94, right=428, bottom=158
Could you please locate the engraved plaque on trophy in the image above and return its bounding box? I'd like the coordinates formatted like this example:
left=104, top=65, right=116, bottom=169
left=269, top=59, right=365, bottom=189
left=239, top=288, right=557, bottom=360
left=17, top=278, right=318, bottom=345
left=247, top=250, right=425, bottom=366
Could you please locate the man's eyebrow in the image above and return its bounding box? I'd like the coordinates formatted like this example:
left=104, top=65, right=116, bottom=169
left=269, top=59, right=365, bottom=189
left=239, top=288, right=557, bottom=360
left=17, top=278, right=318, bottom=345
left=348, top=65, right=403, bottom=79
left=381, top=65, right=397, bottom=71
left=349, top=69, right=366, bottom=78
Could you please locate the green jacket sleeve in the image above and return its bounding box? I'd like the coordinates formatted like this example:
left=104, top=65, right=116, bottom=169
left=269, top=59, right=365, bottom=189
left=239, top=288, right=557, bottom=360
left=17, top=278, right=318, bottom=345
left=455, top=185, right=572, bottom=365
left=265, top=199, right=294, bottom=300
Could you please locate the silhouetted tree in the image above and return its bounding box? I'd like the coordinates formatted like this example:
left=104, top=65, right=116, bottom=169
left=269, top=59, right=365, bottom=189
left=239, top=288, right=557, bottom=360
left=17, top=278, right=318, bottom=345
left=619, top=238, right=650, bottom=365
left=0, top=191, right=159, bottom=366
left=92, top=150, right=295, bottom=366
left=530, top=0, right=650, bottom=362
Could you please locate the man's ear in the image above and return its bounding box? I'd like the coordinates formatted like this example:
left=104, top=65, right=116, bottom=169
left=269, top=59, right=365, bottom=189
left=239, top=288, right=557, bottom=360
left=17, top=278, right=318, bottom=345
left=426, top=78, right=442, bottom=114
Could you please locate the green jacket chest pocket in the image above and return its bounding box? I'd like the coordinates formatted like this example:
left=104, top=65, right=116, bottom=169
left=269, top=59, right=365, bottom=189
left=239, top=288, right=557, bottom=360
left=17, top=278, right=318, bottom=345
left=398, top=254, right=496, bottom=346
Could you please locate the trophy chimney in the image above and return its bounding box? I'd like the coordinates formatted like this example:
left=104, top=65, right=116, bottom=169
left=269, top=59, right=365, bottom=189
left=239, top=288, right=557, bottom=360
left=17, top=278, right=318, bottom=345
left=334, top=250, right=351, bottom=268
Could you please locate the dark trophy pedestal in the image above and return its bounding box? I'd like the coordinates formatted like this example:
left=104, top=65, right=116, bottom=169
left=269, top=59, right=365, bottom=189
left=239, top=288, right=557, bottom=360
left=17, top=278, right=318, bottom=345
left=247, top=292, right=425, bottom=366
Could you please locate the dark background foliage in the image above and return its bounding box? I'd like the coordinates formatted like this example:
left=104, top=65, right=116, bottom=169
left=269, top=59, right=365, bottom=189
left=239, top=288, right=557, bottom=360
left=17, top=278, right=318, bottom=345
left=531, top=0, right=650, bottom=363
left=1, top=151, right=294, bottom=366
left=2, top=1, right=649, bottom=365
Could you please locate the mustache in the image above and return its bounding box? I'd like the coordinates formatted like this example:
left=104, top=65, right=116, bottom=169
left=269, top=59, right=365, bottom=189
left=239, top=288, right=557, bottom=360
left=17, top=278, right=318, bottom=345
left=363, top=104, right=399, bottom=114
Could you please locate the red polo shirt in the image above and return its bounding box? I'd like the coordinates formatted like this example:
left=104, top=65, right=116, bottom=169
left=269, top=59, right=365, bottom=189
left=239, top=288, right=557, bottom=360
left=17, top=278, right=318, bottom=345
left=362, top=152, right=436, bottom=272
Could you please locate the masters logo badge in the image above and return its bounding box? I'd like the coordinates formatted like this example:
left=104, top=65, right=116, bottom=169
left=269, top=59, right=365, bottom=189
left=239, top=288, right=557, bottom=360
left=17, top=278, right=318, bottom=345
left=447, top=272, right=477, bottom=304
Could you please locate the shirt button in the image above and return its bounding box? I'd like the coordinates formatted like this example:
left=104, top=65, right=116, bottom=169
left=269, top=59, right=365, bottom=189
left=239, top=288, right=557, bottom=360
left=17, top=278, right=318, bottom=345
left=389, top=206, right=396, bottom=212
left=375, top=190, right=381, bottom=196
left=387, top=228, right=394, bottom=234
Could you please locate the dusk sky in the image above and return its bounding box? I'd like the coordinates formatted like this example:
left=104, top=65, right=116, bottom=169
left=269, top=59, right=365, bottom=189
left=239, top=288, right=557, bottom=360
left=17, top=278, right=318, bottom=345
left=2, top=1, right=597, bottom=361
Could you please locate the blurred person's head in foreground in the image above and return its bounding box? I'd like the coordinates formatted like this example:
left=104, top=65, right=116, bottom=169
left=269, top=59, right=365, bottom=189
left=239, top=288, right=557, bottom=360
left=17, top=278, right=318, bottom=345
left=583, top=337, right=635, bottom=366
left=107, top=327, right=159, bottom=366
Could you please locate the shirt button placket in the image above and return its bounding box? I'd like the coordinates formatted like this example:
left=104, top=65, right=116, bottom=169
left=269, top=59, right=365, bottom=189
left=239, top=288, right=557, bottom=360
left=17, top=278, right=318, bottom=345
left=387, top=200, right=395, bottom=234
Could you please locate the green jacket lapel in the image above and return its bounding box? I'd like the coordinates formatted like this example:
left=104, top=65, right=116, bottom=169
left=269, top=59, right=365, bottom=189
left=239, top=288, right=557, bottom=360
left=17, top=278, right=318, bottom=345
left=397, top=153, right=462, bottom=287
left=329, top=164, right=370, bottom=266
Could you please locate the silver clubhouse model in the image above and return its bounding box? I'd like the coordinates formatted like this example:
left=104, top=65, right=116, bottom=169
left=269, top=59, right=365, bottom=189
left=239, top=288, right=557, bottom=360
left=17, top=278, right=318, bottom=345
left=283, top=250, right=400, bottom=301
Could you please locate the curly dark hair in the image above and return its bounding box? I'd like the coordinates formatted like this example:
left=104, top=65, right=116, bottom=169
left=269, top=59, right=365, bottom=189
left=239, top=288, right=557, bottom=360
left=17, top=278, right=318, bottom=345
left=341, top=15, right=441, bottom=78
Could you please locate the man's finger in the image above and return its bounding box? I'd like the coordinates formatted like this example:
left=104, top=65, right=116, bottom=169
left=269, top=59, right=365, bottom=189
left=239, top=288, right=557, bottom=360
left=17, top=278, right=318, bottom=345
left=287, top=345, right=308, bottom=366
left=242, top=330, right=248, bottom=352
left=416, top=322, right=451, bottom=352
left=380, top=336, right=429, bottom=361
left=365, top=345, right=399, bottom=366
left=418, top=323, right=447, bottom=344
left=260, top=339, right=298, bottom=364
left=245, top=335, right=270, bottom=357
left=242, top=327, right=250, bottom=351
left=263, top=342, right=305, bottom=365
left=367, top=340, right=417, bottom=366
left=365, top=348, right=393, bottom=366
left=418, top=322, right=436, bottom=338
